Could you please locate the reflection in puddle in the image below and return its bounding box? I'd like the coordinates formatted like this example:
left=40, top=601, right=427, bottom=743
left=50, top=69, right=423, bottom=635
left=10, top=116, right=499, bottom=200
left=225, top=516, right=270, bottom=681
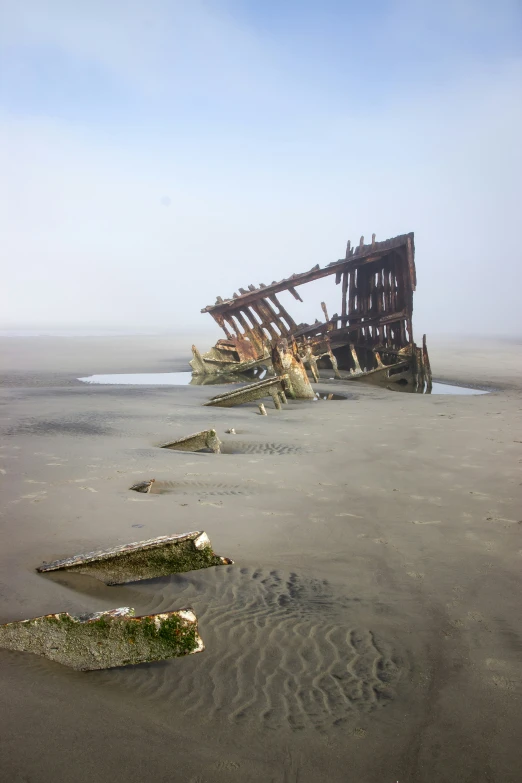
left=314, top=393, right=347, bottom=401
left=79, top=372, right=193, bottom=385
left=426, top=382, right=489, bottom=395
left=78, top=368, right=271, bottom=386
left=78, top=372, right=235, bottom=386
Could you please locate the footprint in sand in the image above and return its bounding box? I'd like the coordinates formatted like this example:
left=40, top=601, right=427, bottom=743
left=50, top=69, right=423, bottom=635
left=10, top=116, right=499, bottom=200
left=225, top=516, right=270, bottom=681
left=486, top=516, right=519, bottom=526
left=411, top=520, right=441, bottom=525
left=485, top=659, right=518, bottom=692
left=215, top=761, right=240, bottom=771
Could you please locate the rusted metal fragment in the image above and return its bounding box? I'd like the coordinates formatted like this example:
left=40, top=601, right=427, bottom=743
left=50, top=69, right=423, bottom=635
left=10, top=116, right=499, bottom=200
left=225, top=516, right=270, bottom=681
left=302, top=343, right=319, bottom=382
left=0, top=607, right=204, bottom=671
left=272, top=339, right=315, bottom=399
left=160, top=429, right=221, bottom=453
left=350, top=344, right=362, bottom=373
left=130, top=478, right=155, bottom=493
left=189, top=371, right=262, bottom=386
left=204, top=375, right=288, bottom=408
left=423, top=334, right=433, bottom=392
left=37, top=532, right=233, bottom=585
left=344, top=357, right=415, bottom=390
left=190, top=342, right=270, bottom=376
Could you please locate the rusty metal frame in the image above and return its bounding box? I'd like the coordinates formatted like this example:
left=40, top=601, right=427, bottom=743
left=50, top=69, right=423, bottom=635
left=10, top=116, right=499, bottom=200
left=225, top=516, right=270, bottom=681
left=194, top=232, right=431, bottom=391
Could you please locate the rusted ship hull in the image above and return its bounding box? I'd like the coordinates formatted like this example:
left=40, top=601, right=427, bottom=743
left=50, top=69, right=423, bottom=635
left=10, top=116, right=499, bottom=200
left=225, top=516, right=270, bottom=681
left=192, top=232, right=432, bottom=392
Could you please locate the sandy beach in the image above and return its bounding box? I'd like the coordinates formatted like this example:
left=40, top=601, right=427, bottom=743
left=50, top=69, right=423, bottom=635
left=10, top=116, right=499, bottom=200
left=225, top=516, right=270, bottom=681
left=0, top=334, right=520, bottom=783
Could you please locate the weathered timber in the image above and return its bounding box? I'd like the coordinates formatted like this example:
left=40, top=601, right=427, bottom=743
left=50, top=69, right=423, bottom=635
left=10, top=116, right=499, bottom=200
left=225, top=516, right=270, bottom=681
left=258, top=403, right=267, bottom=415
left=204, top=375, right=288, bottom=408
left=0, top=607, right=204, bottom=671
left=37, top=532, right=233, bottom=585
left=271, top=339, right=315, bottom=399
left=160, top=429, right=221, bottom=453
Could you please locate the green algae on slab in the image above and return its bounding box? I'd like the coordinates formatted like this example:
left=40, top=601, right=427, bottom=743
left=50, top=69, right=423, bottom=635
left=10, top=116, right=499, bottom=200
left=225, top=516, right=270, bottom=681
left=0, top=607, right=204, bottom=671
left=37, top=532, right=233, bottom=585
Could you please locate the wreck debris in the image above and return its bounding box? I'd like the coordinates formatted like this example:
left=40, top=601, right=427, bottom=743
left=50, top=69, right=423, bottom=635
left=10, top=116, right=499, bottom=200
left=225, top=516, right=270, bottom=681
left=0, top=607, right=204, bottom=671
left=422, top=334, right=433, bottom=393
left=271, top=338, right=315, bottom=399
left=195, top=232, right=432, bottom=392
left=160, top=429, right=221, bottom=453
left=204, top=374, right=288, bottom=409
left=130, top=478, right=156, bottom=493
left=190, top=343, right=270, bottom=377
left=258, top=403, right=267, bottom=416
left=302, top=343, right=319, bottom=382
left=36, top=532, right=233, bottom=585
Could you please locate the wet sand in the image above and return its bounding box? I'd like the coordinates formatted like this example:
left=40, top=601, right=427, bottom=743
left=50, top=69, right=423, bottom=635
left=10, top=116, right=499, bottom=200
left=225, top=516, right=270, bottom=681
left=0, top=334, right=521, bottom=783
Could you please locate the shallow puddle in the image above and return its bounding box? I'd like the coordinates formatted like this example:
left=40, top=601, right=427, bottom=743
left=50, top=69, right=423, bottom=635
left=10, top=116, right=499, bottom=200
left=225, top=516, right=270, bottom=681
left=78, top=373, right=490, bottom=396
left=429, top=382, right=489, bottom=395
left=77, top=372, right=243, bottom=386
left=79, top=372, right=193, bottom=385
left=78, top=370, right=268, bottom=386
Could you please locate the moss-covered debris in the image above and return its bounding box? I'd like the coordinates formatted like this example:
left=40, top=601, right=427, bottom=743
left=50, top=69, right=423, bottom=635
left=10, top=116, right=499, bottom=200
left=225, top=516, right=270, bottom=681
left=0, top=607, right=203, bottom=671
left=37, top=532, right=233, bottom=585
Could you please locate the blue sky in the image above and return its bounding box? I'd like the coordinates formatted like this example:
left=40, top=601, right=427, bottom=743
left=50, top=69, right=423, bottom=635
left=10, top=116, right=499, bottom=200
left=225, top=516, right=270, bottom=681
left=1, top=1, right=521, bottom=334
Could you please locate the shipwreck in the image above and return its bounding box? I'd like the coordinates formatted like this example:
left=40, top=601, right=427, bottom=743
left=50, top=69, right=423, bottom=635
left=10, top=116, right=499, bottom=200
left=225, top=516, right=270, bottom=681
left=191, top=232, right=432, bottom=393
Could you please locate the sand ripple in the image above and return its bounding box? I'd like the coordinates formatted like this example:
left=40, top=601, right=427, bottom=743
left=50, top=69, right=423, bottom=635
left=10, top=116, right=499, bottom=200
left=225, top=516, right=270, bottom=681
left=96, top=567, right=405, bottom=732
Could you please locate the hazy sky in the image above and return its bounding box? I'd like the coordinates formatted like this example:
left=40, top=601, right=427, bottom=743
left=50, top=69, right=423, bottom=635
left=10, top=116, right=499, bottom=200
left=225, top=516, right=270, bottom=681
left=1, top=1, right=521, bottom=336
